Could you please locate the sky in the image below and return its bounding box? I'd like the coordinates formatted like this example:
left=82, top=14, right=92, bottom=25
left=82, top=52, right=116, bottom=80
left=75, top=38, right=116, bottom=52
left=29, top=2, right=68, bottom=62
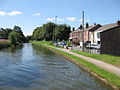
left=0, top=0, right=120, bottom=36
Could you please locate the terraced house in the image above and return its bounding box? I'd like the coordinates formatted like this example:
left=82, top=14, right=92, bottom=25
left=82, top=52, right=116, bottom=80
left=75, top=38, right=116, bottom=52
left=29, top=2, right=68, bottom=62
left=69, top=24, right=101, bottom=44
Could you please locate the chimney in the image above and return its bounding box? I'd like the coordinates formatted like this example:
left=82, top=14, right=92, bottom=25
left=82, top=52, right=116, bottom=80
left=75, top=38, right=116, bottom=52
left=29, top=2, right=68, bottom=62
left=117, top=20, right=120, bottom=25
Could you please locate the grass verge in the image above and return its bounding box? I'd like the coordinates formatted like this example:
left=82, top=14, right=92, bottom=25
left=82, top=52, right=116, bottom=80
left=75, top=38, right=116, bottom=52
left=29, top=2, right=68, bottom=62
left=73, top=51, right=120, bottom=67
left=32, top=41, right=120, bottom=89
left=0, top=41, right=11, bottom=49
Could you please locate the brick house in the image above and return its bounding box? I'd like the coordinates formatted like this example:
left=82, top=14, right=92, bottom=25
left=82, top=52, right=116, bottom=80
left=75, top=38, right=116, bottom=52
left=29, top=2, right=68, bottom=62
left=69, top=24, right=101, bottom=44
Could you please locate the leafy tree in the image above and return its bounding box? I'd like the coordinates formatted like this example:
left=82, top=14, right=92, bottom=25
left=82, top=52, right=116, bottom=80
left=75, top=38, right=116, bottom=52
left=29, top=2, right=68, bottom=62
left=32, top=27, right=44, bottom=40
left=43, top=22, right=56, bottom=41
left=25, top=35, right=31, bottom=42
left=32, top=22, right=71, bottom=41
left=55, top=24, right=71, bottom=41
left=13, top=26, right=25, bottom=42
left=0, top=28, right=12, bottom=39
left=8, top=31, right=21, bottom=45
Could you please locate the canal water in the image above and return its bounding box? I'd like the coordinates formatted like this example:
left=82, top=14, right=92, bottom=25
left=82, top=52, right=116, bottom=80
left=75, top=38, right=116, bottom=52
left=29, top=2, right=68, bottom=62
left=0, top=43, right=112, bottom=90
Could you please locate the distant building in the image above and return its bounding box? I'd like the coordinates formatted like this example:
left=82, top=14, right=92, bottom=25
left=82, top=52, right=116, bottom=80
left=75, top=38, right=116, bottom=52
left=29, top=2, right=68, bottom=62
left=100, top=21, right=120, bottom=56
left=69, top=24, right=101, bottom=44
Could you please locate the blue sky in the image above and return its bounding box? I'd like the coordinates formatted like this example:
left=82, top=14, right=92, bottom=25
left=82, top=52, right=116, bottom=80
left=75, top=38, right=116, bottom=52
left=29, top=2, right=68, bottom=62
left=0, top=0, right=120, bottom=36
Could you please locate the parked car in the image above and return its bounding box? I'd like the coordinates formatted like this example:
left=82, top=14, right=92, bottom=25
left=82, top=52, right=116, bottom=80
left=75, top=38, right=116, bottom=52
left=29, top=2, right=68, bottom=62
left=86, top=43, right=100, bottom=49
left=91, top=44, right=100, bottom=49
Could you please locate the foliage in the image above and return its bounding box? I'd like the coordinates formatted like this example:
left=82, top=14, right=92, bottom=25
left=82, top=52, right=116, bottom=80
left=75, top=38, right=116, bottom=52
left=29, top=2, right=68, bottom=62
left=55, top=24, right=71, bottom=41
left=13, top=26, right=26, bottom=42
left=8, top=31, right=22, bottom=45
left=0, top=28, right=12, bottom=39
left=25, top=35, right=31, bottom=42
left=32, top=22, right=71, bottom=41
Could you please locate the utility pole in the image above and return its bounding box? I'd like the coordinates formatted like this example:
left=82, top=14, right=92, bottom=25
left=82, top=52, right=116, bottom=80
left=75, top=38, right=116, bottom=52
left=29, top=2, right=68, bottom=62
left=52, top=16, right=57, bottom=41
left=54, top=16, right=57, bottom=41
left=82, top=11, right=85, bottom=52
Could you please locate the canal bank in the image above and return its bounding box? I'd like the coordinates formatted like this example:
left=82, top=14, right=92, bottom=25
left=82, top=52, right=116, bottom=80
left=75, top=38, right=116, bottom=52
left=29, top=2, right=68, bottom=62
left=0, top=41, right=11, bottom=49
left=32, top=41, right=120, bottom=90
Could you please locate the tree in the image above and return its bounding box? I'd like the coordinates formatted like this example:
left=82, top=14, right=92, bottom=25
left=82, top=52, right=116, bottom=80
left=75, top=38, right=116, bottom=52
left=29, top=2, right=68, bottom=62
left=25, top=35, right=31, bottom=42
left=13, top=26, right=25, bottom=42
left=32, top=27, right=44, bottom=40
left=0, top=28, right=12, bottom=39
left=32, top=22, right=56, bottom=41
left=55, top=24, right=71, bottom=41
left=8, top=31, right=21, bottom=45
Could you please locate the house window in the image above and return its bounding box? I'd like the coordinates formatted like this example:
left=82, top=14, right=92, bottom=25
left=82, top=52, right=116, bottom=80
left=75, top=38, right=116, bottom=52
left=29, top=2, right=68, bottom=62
left=97, top=32, right=100, bottom=38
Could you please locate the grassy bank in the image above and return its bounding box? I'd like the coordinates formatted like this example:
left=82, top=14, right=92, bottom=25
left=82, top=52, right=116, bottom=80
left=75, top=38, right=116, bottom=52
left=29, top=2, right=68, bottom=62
left=0, top=41, right=11, bottom=49
left=73, top=51, right=120, bottom=68
left=32, top=41, right=120, bottom=89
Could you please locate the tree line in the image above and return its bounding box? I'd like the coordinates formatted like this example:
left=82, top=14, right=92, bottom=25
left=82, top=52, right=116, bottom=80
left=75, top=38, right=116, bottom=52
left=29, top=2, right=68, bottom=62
left=32, top=22, right=71, bottom=41
left=0, top=26, right=25, bottom=45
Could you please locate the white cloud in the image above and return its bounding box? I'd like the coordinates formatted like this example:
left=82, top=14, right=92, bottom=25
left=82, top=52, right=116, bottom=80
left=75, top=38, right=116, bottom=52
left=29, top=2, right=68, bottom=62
left=0, top=11, right=22, bottom=16
left=80, top=18, right=90, bottom=23
left=46, top=18, right=54, bottom=21
left=0, top=11, right=6, bottom=16
left=33, top=13, right=41, bottom=16
left=57, top=18, right=64, bottom=21
left=7, top=11, right=22, bottom=16
left=66, top=17, right=77, bottom=22
left=24, top=32, right=32, bottom=36
left=46, top=17, right=64, bottom=22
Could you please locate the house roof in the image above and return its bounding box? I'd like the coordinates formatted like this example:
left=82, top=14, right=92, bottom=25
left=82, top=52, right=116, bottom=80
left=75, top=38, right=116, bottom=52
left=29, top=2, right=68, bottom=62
left=70, top=24, right=101, bottom=33
left=95, top=21, right=120, bottom=32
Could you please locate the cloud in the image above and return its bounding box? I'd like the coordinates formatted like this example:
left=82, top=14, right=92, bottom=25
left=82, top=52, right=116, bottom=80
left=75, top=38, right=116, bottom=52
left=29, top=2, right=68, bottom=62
left=57, top=18, right=64, bottom=21
left=0, top=11, right=6, bottom=16
left=80, top=18, right=90, bottom=23
left=24, top=32, right=32, bottom=36
left=66, top=17, right=77, bottom=22
left=46, top=17, right=64, bottom=22
left=7, top=11, right=22, bottom=16
left=46, top=18, right=54, bottom=21
left=0, top=11, right=22, bottom=16
left=33, top=13, right=41, bottom=16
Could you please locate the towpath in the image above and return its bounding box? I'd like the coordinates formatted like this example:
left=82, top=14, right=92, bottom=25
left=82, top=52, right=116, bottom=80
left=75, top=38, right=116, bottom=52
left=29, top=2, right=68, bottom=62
left=49, top=46, right=120, bottom=77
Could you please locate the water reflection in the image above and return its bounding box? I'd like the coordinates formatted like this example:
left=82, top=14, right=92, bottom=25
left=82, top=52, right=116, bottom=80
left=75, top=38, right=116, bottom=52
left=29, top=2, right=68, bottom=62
left=0, top=43, right=112, bottom=90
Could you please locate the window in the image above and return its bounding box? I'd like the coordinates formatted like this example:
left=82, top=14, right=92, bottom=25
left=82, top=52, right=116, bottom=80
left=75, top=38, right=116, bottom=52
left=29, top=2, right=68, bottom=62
left=97, top=32, right=100, bottom=38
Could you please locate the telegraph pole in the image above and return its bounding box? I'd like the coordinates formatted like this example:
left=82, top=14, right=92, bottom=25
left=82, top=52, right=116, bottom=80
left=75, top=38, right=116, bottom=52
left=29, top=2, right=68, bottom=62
left=55, top=16, right=57, bottom=41
left=52, top=16, right=57, bottom=41
left=82, top=11, right=85, bottom=52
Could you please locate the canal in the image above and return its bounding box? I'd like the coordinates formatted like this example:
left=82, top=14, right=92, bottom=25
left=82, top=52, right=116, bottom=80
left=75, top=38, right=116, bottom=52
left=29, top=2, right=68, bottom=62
left=0, top=43, right=112, bottom=90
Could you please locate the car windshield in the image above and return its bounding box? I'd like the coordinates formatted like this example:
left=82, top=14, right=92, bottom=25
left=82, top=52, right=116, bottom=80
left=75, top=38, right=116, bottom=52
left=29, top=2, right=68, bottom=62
left=92, top=44, right=98, bottom=46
